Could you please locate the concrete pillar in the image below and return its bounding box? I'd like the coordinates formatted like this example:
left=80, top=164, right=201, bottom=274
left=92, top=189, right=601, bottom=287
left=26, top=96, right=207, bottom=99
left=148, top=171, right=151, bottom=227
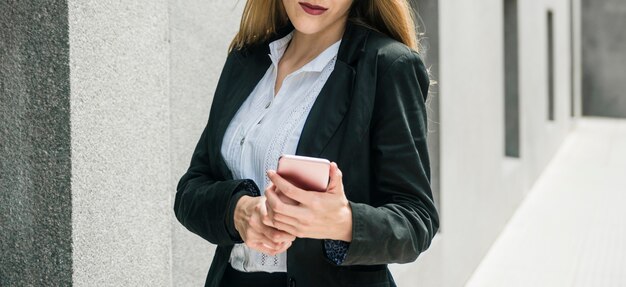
left=2, top=1, right=244, bottom=285
left=0, top=2, right=72, bottom=285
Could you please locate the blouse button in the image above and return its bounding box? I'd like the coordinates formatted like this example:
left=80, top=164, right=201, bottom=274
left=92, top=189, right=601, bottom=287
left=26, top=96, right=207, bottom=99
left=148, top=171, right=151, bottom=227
left=265, top=102, right=271, bottom=109
left=240, top=137, right=245, bottom=145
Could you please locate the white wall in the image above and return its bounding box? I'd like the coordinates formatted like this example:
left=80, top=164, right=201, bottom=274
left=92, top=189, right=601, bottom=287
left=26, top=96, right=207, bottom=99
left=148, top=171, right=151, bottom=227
left=37, top=0, right=581, bottom=285
left=166, top=0, right=579, bottom=285
left=390, top=0, right=579, bottom=286
left=69, top=1, right=172, bottom=285
left=68, top=1, right=245, bottom=285
left=169, top=1, right=245, bottom=286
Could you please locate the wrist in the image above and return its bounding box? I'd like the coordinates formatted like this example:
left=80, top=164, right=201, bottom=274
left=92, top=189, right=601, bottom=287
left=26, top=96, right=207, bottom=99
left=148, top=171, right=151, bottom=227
left=234, top=195, right=253, bottom=234
left=228, top=180, right=261, bottom=242
left=336, top=202, right=353, bottom=242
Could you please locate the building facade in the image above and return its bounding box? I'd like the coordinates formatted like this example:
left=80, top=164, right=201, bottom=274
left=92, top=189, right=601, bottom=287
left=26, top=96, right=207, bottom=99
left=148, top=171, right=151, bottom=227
left=2, top=0, right=625, bottom=286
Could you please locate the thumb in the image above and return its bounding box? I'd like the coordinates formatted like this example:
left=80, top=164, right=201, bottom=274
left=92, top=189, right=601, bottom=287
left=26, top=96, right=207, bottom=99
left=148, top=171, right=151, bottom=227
left=326, top=162, right=343, bottom=193
left=258, top=196, right=269, bottom=216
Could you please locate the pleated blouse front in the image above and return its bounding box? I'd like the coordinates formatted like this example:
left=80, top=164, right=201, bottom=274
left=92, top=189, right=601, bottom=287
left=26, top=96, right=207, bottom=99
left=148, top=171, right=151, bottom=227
left=220, top=30, right=341, bottom=273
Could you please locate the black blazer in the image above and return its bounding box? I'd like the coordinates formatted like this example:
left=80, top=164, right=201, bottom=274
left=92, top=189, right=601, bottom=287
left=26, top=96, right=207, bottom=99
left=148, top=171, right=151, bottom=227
left=174, top=20, right=439, bottom=287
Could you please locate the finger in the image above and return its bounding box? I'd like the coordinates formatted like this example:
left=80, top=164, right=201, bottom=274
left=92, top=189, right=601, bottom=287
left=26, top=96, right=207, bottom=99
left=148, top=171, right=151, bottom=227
left=265, top=187, right=307, bottom=217
left=256, top=212, right=296, bottom=242
left=264, top=182, right=276, bottom=194
left=264, top=191, right=300, bottom=232
left=256, top=197, right=272, bottom=227
left=263, top=200, right=275, bottom=227
left=273, top=240, right=293, bottom=254
left=277, top=190, right=299, bottom=206
left=326, top=162, right=343, bottom=193
left=260, top=225, right=296, bottom=243
left=261, top=238, right=295, bottom=255
left=272, top=220, right=301, bottom=238
left=248, top=241, right=281, bottom=256
left=254, top=195, right=267, bottom=218
left=267, top=184, right=299, bottom=206
left=261, top=240, right=292, bottom=256
left=252, top=213, right=292, bottom=244
left=245, top=229, right=279, bottom=250
left=254, top=229, right=283, bottom=248
left=272, top=211, right=301, bottom=227
left=246, top=219, right=280, bottom=243
left=267, top=170, right=317, bottom=204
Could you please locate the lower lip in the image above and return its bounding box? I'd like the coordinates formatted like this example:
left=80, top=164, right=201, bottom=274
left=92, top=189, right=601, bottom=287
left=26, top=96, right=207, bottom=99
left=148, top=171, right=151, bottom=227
left=299, top=3, right=328, bottom=15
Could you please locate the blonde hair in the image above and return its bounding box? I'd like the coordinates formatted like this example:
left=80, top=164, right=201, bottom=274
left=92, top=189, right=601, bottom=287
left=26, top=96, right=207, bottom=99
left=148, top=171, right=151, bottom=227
left=229, top=0, right=421, bottom=53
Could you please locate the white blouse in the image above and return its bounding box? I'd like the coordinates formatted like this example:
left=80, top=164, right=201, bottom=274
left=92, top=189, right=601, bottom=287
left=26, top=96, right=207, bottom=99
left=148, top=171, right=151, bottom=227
left=220, top=30, right=341, bottom=273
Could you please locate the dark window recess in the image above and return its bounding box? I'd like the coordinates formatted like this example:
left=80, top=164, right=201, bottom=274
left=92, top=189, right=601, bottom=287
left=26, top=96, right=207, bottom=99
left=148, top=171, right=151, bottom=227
left=569, top=0, right=575, bottom=117
left=504, top=0, right=520, bottom=158
left=547, top=10, right=556, bottom=121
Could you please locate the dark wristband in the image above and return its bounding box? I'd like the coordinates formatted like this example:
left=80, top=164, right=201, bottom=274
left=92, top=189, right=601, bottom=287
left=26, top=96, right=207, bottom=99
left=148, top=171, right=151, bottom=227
left=323, top=239, right=350, bottom=265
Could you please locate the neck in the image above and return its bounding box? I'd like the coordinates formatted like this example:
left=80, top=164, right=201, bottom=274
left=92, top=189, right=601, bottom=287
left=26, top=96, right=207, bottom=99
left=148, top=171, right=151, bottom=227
left=285, top=18, right=348, bottom=63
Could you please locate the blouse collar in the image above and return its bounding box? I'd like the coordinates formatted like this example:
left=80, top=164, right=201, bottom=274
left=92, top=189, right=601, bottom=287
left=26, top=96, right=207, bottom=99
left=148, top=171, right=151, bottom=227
left=268, top=30, right=342, bottom=73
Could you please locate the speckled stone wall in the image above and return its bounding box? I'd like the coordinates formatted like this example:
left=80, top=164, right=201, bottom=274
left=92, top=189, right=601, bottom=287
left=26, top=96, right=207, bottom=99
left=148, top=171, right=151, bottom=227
left=1, top=0, right=245, bottom=285
left=68, top=1, right=172, bottom=286
left=168, top=1, right=245, bottom=285
left=0, top=1, right=72, bottom=286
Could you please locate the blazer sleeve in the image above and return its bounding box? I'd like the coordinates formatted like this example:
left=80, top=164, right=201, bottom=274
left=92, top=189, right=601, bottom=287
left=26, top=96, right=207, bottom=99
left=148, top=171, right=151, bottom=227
left=340, top=51, right=440, bottom=265
left=173, top=113, right=261, bottom=246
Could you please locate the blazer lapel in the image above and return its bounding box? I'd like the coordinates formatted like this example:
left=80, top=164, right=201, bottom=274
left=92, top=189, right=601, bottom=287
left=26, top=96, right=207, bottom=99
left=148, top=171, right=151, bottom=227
left=214, top=51, right=270, bottom=152
left=295, top=61, right=355, bottom=157
left=295, top=20, right=369, bottom=157
left=212, top=20, right=370, bottom=178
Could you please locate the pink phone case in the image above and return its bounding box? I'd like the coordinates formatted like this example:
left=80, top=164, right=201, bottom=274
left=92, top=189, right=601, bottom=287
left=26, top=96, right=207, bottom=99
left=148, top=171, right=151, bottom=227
left=276, top=154, right=330, bottom=192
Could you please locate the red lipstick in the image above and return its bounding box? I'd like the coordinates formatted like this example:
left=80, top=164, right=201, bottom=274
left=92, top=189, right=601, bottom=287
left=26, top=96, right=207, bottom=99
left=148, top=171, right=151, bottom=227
left=298, top=2, right=328, bottom=15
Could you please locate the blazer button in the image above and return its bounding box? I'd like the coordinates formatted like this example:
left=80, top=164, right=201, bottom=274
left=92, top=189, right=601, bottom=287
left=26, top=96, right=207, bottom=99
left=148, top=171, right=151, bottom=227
left=288, top=277, right=296, bottom=287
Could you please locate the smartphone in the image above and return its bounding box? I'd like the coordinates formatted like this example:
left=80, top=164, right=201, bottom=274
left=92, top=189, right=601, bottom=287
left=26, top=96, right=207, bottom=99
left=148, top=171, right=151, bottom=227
left=276, top=154, right=330, bottom=192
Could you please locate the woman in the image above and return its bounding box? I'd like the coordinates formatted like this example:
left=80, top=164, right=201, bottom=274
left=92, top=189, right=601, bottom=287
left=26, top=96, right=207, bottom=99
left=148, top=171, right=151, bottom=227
left=174, top=0, right=439, bottom=286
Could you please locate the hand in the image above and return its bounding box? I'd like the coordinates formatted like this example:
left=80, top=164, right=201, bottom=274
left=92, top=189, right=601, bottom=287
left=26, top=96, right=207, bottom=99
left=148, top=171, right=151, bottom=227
left=263, top=162, right=353, bottom=241
left=234, top=195, right=296, bottom=256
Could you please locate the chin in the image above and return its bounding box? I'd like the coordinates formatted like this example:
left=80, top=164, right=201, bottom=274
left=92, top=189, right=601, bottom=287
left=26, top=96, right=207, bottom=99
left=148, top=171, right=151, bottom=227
left=290, top=19, right=325, bottom=35
left=282, top=0, right=353, bottom=36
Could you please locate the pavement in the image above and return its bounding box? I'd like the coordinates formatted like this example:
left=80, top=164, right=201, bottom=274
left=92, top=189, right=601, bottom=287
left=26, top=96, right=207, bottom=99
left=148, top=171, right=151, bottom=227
left=466, top=117, right=626, bottom=287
